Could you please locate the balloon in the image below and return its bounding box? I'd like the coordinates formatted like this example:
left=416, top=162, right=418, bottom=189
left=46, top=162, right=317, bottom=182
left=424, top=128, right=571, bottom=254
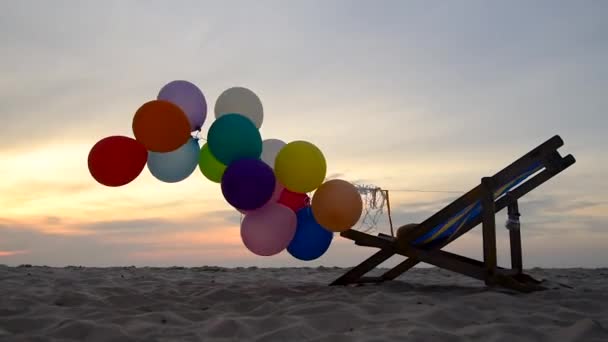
left=221, top=158, right=276, bottom=211
left=240, top=203, right=297, bottom=256
left=132, top=100, right=192, bottom=153
left=278, top=189, right=310, bottom=212
left=198, top=143, right=227, bottom=183
left=261, top=139, right=286, bottom=169
left=287, top=206, right=333, bottom=261
left=238, top=180, right=284, bottom=215
left=207, top=113, right=262, bottom=165
left=274, top=140, right=327, bottom=193
left=147, top=137, right=200, bottom=183
left=88, top=136, right=148, bottom=187
left=214, top=86, right=264, bottom=128
left=311, top=179, right=363, bottom=232
left=157, top=80, right=207, bottom=131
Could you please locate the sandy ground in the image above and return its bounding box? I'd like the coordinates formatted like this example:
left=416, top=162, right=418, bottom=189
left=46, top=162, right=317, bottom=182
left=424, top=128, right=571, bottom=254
left=0, top=265, right=607, bottom=341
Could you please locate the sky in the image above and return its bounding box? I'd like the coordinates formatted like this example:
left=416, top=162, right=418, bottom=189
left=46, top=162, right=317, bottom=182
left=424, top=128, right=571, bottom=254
left=1, top=0, right=607, bottom=269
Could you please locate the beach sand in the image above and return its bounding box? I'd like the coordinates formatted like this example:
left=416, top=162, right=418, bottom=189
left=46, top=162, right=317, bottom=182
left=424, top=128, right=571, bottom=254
left=0, top=265, right=607, bottom=341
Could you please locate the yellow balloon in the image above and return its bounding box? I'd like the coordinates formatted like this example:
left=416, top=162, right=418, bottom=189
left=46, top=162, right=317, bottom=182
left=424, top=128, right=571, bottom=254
left=274, top=141, right=327, bottom=193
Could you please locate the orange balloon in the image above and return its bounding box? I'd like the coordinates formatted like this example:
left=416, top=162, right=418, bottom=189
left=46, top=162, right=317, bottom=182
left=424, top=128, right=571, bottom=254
left=311, top=179, right=363, bottom=232
left=132, top=100, right=192, bottom=153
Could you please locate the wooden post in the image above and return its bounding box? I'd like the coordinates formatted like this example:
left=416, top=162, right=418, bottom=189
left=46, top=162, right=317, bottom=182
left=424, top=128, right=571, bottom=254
left=481, top=177, right=497, bottom=284
left=507, top=196, right=523, bottom=273
left=384, top=190, right=395, bottom=237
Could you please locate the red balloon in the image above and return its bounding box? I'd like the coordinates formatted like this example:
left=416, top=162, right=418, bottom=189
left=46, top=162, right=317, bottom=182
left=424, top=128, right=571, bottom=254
left=278, top=189, right=310, bottom=212
left=88, top=136, right=148, bottom=187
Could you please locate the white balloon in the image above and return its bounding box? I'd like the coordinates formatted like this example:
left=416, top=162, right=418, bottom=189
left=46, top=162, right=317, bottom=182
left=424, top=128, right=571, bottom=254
left=214, top=86, right=264, bottom=128
left=261, top=139, right=286, bottom=169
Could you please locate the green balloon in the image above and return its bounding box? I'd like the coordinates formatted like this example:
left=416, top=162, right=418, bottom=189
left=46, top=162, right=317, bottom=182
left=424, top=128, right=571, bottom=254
left=199, top=143, right=227, bottom=183
left=207, top=113, right=262, bottom=165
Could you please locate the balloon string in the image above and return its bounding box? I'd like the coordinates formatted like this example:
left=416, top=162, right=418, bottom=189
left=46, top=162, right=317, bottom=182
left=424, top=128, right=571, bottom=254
left=192, top=130, right=207, bottom=142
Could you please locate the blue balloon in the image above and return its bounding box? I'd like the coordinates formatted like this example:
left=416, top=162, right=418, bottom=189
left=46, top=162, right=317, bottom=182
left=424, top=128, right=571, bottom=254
left=147, top=137, right=200, bottom=183
left=287, top=206, right=334, bottom=261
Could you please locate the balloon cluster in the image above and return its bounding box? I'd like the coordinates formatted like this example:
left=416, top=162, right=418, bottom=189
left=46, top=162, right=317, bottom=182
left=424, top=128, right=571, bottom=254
left=87, top=80, right=363, bottom=261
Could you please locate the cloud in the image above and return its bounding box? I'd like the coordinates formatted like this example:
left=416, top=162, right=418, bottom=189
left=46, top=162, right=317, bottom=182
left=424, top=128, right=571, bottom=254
left=325, top=172, right=345, bottom=180
left=74, top=209, right=241, bottom=236
left=0, top=250, right=28, bottom=257
left=1, top=188, right=606, bottom=268
left=0, top=212, right=244, bottom=267
left=78, top=218, right=188, bottom=235
left=0, top=180, right=94, bottom=207
left=1, top=1, right=605, bottom=154
left=0, top=213, right=375, bottom=268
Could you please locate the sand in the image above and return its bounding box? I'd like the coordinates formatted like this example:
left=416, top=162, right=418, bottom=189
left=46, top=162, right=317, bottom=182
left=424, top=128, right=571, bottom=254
left=0, top=265, right=607, bottom=341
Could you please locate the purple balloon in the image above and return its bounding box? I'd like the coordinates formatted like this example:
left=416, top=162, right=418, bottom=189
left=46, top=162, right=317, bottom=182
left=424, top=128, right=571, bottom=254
left=221, top=158, right=276, bottom=211
left=157, top=80, right=207, bottom=131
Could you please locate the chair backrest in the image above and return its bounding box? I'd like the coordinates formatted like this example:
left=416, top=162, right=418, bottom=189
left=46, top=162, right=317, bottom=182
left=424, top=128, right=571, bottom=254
left=406, top=135, right=565, bottom=247
left=412, top=161, right=544, bottom=246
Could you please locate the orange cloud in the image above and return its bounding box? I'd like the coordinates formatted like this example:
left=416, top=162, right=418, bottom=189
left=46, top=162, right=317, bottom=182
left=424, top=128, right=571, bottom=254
left=102, top=224, right=242, bottom=248
left=126, top=234, right=254, bottom=265
left=0, top=250, right=29, bottom=257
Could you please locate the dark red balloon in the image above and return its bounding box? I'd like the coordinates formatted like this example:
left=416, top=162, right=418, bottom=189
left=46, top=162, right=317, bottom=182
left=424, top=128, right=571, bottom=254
left=88, top=136, right=148, bottom=187
left=278, top=189, right=310, bottom=212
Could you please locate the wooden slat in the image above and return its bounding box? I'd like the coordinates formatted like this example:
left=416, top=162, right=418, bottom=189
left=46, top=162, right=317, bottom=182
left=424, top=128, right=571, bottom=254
left=343, top=231, right=489, bottom=281
left=330, top=248, right=394, bottom=285
left=433, top=249, right=491, bottom=269
left=381, top=257, right=418, bottom=280
left=341, top=229, right=392, bottom=248
left=402, top=251, right=486, bottom=281
left=382, top=249, right=512, bottom=281
left=492, top=135, right=562, bottom=181
left=390, top=243, right=488, bottom=281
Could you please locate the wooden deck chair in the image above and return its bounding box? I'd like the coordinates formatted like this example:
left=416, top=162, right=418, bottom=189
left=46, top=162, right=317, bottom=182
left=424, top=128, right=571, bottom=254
left=331, top=135, right=576, bottom=292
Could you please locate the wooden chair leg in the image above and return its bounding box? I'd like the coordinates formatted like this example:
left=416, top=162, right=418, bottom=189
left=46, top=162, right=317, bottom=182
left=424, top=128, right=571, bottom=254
left=330, top=249, right=394, bottom=285
left=381, top=257, right=418, bottom=281
left=506, top=195, right=523, bottom=273
left=481, top=177, right=498, bottom=285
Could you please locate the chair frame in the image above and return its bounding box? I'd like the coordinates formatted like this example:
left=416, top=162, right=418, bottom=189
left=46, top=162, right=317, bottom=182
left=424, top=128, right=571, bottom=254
left=331, top=135, right=576, bottom=292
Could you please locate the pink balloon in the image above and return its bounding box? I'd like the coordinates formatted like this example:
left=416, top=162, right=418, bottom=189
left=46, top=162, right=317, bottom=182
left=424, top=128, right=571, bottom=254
left=237, top=181, right=284, bottom=215
left=240, top=203, right=297, bottom=256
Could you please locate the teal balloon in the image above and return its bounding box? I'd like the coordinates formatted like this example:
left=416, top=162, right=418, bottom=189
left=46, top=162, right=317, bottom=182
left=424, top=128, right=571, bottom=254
left=147, top=138, right=200, bottom=183
left=207, top=113, right=262, bottom=165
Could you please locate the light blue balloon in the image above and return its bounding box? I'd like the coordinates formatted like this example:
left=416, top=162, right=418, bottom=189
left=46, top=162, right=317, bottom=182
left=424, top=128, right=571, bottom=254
left=147, top=138, right=200, bottom=183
